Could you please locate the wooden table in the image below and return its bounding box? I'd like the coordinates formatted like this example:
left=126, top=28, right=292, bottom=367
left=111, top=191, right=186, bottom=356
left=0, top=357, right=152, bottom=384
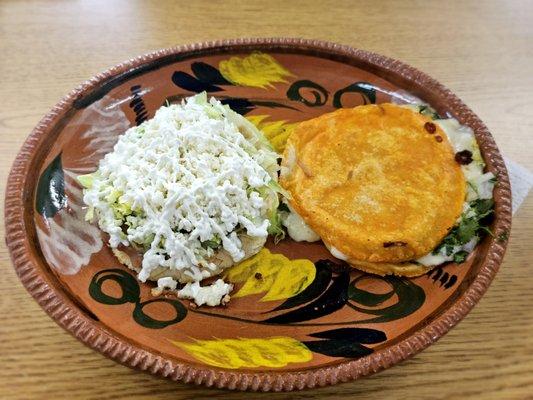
left=1, top=1, right=532, bottom=398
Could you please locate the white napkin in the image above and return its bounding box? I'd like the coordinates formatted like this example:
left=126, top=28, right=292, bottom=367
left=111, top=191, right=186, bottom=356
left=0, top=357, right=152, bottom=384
left=505, top=157, right=533, bottom=215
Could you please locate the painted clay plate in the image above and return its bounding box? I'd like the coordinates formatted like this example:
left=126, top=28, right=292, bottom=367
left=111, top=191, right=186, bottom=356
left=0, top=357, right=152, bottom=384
left=5, top=38, right=512, bottom=391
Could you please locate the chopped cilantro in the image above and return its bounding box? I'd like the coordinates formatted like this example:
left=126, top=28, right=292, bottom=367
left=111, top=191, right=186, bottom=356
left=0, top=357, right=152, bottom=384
left=456, top=217, right=479, bottom=243
left=278, top=202, right=290, bottom=212
left=433, top=198, right=494, bottom=257
left=444, top=244, right=455, bottom=256
left=471, top=198, right=494, bottom=218
left=418, top=105, right=440, bottom=120
left=453, top=250, right=469, bottom=264
left=202, top=235, right=222, bottom=249
left=498, top=230, right=509, bottom=243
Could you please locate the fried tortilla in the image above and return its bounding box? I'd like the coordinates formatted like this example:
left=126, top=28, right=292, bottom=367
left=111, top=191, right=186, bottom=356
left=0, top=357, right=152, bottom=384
left=346, top=258, right=432, bottom=277
left=281, top=103, right=466, bottom=266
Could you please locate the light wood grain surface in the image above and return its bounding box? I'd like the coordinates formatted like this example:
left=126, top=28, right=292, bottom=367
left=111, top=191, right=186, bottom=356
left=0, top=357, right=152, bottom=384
left=1, top=1, right=532, bottom=399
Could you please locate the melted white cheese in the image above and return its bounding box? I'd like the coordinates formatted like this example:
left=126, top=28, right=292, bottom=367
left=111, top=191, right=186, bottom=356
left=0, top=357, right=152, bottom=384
left=417, top=237, right=478, bottom=266
left=280, top=202, right=320, bottom=242
left=415, top=115, right=494, bottom=266
left=328, top=245, right=348, bottom=261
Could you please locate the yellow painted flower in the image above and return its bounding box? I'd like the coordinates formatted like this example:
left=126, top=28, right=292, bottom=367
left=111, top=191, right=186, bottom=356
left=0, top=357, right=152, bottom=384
left=225, top=248, right=315, bottom=301
left=171, top=336, right=312, bottom=369
left=246, top=115, right=298, bottom=153
left=219, top=52, right=293, bottom=89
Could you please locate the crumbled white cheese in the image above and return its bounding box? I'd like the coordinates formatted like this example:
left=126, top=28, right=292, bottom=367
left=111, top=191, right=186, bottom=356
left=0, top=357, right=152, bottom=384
left=82, top=94, right=279, bottom=285
left=151, top=276, right=179, bottom=296
left=157, top=277, right=177, bottom=291
left=177, top=279, right=233, bottom=307
left=150, top=276, right=233, bottom=306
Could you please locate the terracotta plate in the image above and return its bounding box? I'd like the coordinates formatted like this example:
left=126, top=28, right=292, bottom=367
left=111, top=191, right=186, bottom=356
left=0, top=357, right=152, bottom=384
left=5, top=38, right=512, bottom=391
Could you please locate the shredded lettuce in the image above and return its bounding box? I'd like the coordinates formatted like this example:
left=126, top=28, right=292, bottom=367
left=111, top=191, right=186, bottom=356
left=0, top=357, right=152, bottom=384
left=267, top=179, right=291, bottom=200
left=77, top=173, right=94, bottom=189
left=257, top=181, right=285, bottom=242
left=84, top=206, right=94, bottom=222
left=78, top=174, right=96, bottom=221
left=194, top=91, right=223, bottom=120
left=267, top=206, right=285, bottom=243
left=202, top=235, right=222, bottom=249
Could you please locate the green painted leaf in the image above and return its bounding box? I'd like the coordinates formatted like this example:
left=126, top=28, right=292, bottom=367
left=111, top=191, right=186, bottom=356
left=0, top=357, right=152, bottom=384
left=309, top=327, right=386, bottom=344
left=264, top=268, right=349, bottom=324
left=191, top=62, right=232, bottom=85
left=35, top=153, right=66, bottom=218
left=304, top=326, right=387, bottom=358
left=89, top=268, right=187, bottom=329
left=348, top=284, right=394, bottom=306
left=271, top=259, right=332, bottom=312
left=303, top=339, right=373, bottom=358
left=348, top=275, right=425, bottom=324
left=333, top=82, right=376, bottom=108
left=286, top=80, right=329, bottom=107
left=89, top=269, right=140, bottom=305
left=133, top=298, right=187, bottom=329
left=171, top=71, right=224, bottom=93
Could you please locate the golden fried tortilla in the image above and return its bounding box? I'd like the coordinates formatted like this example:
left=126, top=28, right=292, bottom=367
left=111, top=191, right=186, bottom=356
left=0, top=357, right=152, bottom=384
left=346, top=258, right=432, bottom=277
left=281, top=103, right=465, bottom=265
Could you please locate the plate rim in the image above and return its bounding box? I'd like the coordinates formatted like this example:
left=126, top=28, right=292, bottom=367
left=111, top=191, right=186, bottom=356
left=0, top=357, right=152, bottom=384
left=4, top=37, right=512, bottom=391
